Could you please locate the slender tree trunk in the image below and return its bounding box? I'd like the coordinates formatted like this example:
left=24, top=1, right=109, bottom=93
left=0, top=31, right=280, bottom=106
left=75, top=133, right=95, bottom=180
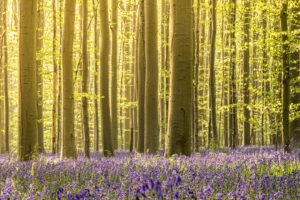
left=52, top=0, right=57, bottom=154
left=194, top=0, right=200, bottom=152
left=165, top=0, right=193, bottom=156
left=280, top=2, right=290, bottom=153
left=229, top=0, right=238, bottom=148
left=137, top=0, right=145, bottom=153
left=93, top=0, right=99, bottom=151
left=82, top=0, right=90, bottom=158
left=37, top=0, right=44, bottom=153
left=110, top=0, right=118, bottom=150
left=144, top=0, right=159, bottom=154
left=61, top=0, right=77, bottom=159
left=100, top=0, right=114, bottom=156
left=0, top=1, right=4, bottom=154
left=122, top=2, right=132, bottom=150
left=18, top=0, right=38, bottom=161
left=56, top=0, right=63, bottom=154
left=243, top=0, right=251, bottom=146
left=199, top=0, right=206, bottom=147
left=160, top=0, right=166, bottom=151
left=208, top=0, right=218, bottom=147
left=3, top=0, right=9, bottom=153
left=260, top=2, right=268, bottom=146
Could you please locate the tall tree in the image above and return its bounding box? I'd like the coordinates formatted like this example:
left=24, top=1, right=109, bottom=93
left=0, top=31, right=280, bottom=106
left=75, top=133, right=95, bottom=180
left=93, top=0, right=99, bottom=151
left=229, top=0, right=238, bottom=148
left=144, top=0, right=159, bottom=154
left=243, top=0, right=251, bottom=146
left=280, top=1, right=290, bottom=153
left=3, top=0, right=9, bottom=153
left=110, top=0, right=118, bottom=150
left=19, top=0, right=38, bottom=161
left=56, top=0, right=63, bottom=154
left=0, top=0, right=4, bottom=154
left=208, top=0, right=218, bottom=147
left=165, top=0, right=193, bottom=156
left=100, top=0, right=114, bottom=156
left=137, top=0, right=145, bottom=153
left=52, top=0, right=57, bottom=154
left=160, top=0, right=167, bottom=150
left=123, top=2, right=132, bottom=150
left=199, top=0, right=206, bottom=147
left=37, top=0, right=44, bottom=153
left=194, top=0, right=200, bottom=151
left=82, top=0, right=90, bottom=158
left=61, top=0, right=77, bottom=159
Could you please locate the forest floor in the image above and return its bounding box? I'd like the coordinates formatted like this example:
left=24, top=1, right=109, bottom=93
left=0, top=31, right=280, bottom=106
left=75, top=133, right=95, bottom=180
left=0, top=147, right=299, bottom=199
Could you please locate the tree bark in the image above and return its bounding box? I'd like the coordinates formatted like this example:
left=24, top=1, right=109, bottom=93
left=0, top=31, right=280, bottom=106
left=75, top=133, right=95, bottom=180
left=208, top=0, right=218, bottom=147
left=100, top=0, right=114, bottom=156
left=243, top=0, right=251, bottom=146
left=61, top=0, right=77, bottom=159
left=229, top=0, right=238, bottom=148
left=37, top=0, right=44, bottom=153
left=144, top=0, right=159, bottom=154
left=93, top=0, right=99, bottom=151
left=165, top=0, right=193, bottom=156
left=280, top=1, right=290, bottom=153
left=56, top=0, right=63, bottom=154
left=110, top=0, right=118, bottom=150
left=3, top=0, right=9, bottom=153
left=137, top=0, right=145, bottom=153
left=52, top=0, right=57, bottom=154
left=194, top=0, right=200, bottom=152
left=82, top=0, right=90, bottom=158
left=18, top=0, right=38, bottom=161
left=0, top=1, right=4, bottom=154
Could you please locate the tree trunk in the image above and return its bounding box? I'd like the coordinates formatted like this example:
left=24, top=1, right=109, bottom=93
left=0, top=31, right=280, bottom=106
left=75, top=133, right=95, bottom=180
left=111, top=0, right=118, bottom=150
left=208, top=0, right=218, bottom=147
left=137, top=0, right=145, bottom=153
left=243, top=0, right=251, bottom=146
left=280, top=2, right=290, bottom=153
left=229, top=0, right=238, bottom=148
left=3, top=0, right=9, bottom=153
left=100, top=0, right=114, bottom=156
left=37, top=0, right=44, bottom=153
left=82, top=0, right=90, bottom=158
left=144, top=0, right=159, bottom=154
left=194, top=0, right=200, bottom=152
left=18, top=0, right=38, bottom=161
left=61, top=0, right=77, bottom=159
left=165, top=0, right=193, bottom=156
left=199, top=0, right=206, bottom=147
left=93, top=0, right=99, bottom=151
left=56, top=0, right=63, bottom=154
left=52, top=0, right=57, bottom=154
left=0, top=1, right=4, bottom=154
left=160, top=0, right=166, bottom=151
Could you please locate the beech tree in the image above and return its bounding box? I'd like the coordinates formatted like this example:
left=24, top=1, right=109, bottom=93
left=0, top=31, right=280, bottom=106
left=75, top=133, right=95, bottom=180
left=100, top=0, right=114, bottom=156
left=280, top=1, right=290, bottom=153
left=18, top=0, right=38, bottom=161
left=137, top=0, right=146, bottom=153
left=165, top=0, right=193, bottom=156
left=111, top=0, right=119, bottom=150
left=61, top=0, right=77, bottom=159
left=144, top=0, right=159, bottom=154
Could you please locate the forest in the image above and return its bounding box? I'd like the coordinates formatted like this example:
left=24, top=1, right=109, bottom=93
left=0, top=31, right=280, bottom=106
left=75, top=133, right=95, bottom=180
left=0, top=0, right=299, bottom=199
